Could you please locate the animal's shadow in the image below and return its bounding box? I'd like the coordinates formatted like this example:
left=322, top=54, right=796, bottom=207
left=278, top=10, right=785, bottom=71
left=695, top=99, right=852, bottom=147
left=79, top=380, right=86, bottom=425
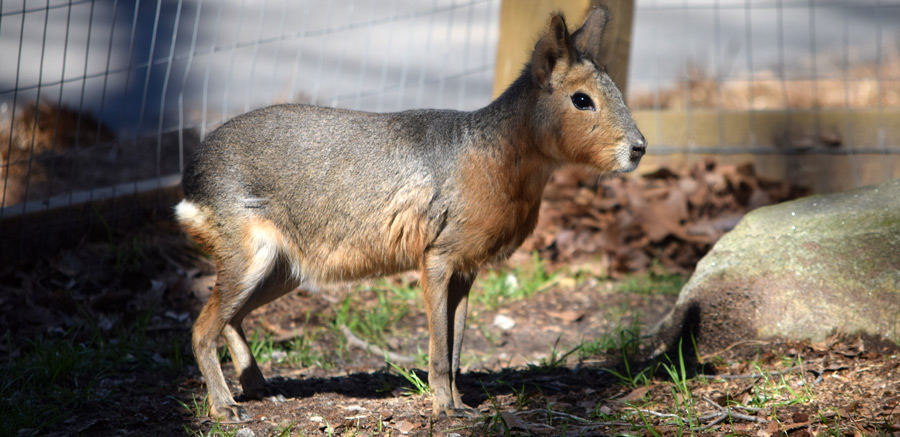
left=248, top=308, right=712, bottom=411
left=243, top=360, right=644, bottom=412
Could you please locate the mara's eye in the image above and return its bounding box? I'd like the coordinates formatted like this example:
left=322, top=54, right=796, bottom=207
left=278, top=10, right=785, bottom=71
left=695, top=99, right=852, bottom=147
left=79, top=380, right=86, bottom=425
left=571, top=92, right=595, bottom=111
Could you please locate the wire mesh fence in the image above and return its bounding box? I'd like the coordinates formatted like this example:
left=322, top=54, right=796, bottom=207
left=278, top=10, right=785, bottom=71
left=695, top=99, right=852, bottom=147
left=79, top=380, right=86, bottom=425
left=0, top=0, right=499, bottom=219
left=627, top=0, right=900, bottom=192
left=1, top=0, right=898, bottom=221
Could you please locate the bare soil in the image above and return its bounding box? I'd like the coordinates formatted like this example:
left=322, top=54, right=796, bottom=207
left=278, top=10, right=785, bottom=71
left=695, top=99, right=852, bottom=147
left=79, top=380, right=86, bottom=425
left=1, top=149, right=895, bottom=436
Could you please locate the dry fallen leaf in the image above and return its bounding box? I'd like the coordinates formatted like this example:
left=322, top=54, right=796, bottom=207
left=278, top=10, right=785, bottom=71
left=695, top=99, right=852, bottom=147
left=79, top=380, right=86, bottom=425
left=391, top=419, right=416, bottom=434
left=545, top=310, right=584, bottom=323
left=525, top=159, right=806, bottom=274
left=618, top=385, right=652, bottom=403
left=499, top=411, right=529, bottom=431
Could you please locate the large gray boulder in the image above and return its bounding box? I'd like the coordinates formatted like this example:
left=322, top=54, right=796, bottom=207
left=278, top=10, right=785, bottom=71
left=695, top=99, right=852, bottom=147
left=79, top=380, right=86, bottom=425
left=651, top=179, right=900, bottom=353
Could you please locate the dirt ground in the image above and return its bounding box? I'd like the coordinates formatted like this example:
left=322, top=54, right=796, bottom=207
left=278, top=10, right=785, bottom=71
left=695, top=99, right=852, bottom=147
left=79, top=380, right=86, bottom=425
left=2, top=214, right=899, bottom=437
left=0, top=146, right=895, bottom=437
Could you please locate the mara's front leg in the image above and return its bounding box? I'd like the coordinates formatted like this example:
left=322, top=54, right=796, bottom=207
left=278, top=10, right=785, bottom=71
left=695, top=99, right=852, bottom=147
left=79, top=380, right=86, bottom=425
left=421, top=257, right=477, bottom=418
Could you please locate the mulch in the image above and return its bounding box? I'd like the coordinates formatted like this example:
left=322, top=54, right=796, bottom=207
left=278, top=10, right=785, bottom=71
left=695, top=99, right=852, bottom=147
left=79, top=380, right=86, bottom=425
left=523, top=159, right=809, bottom=275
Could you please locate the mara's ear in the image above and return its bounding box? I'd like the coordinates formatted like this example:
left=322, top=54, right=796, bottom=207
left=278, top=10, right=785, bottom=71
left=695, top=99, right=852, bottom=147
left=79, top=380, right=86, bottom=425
left=571, top=6, right=610, bottom=64
left=531, top=13, right=576, bottom=93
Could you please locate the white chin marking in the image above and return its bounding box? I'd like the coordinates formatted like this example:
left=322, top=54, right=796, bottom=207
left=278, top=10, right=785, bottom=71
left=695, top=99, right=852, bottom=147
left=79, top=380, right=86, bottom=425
left=620, top=165, right=636, bottom=173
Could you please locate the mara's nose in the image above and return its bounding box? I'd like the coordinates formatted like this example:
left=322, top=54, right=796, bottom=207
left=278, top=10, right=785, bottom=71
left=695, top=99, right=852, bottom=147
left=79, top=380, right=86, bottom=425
left=629, top=134, right=646, bottom=162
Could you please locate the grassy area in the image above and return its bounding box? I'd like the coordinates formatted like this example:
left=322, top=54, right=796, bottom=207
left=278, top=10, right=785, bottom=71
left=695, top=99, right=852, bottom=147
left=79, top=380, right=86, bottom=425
left=1, top=251, right=690, bottom=436
left=615, top=265, right=686, bottom=296
left=12, top=248, right=892, bottom=436
left=237, top=254, right=676, bottom=384
left=335, top=278, right=417, bottom=353
left=1, top=312, right=186, bottom=436
left=471, top=252, right=559, bottom=312
left=252, top=253, right=564, bottom=369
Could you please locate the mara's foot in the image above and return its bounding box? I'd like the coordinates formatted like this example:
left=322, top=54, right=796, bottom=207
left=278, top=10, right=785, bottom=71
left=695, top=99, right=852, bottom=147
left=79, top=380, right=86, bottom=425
left=435, top=405, right=479, bottom=419
left=210, top=403, right=251, bottom=422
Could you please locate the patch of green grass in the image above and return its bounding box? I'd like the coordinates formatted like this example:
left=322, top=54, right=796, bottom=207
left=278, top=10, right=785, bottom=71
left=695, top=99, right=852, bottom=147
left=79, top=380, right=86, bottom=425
left=173, top=392, right=211, bottom=419
left=326, top=277, right=423, bottom=362
left=473, top=252, right=558, bottom=311
left=283, top=327, right=332, bottom=369
left=115, top=236, right=146, bottom=273
left=633, top=409, right=662, bottom=436
left=335, top=282, right=412, bottom=351
left=323, top=418, right=335, bottom=436
left=1, top=336, right=109, bottom=434
left=580, top=317, right=653, bottom=389
left=608, top=341, right=818, bottom=435
left=379, top=276, right=420, bottom=301
left=528, top=336, right=581, bottom=373
left=0, top=311, right=171, bottom=436
left=604, top=360, right=654, bottom=390
left=660, top=340, right=698, bottom=432
left=239, top=315, right=333, bottom=370
left=183, top=421, right=238, bottom=437
left=273, top=421, right=297, bottom=437
left=505, top=382, right=530, bottom=409
left=479, top=384, right=511, bottom=436
left=579, top=316, right=645, bottom=359
left=248, top=329, right=277, bottom=363
left=413, top=345, right=429, bottom=368
left=616, top=264, right=686, bottom=296
left=388, top=361, right=430, bottom=396
left=742, top=358, right=813, bottom=410
left=583, top=317, right=652, bottom=387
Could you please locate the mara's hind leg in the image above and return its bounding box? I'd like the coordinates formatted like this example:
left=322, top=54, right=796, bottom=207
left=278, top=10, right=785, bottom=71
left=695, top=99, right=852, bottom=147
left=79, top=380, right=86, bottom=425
left=193, top=216, right=298, bottom=421
left=192, top=267, right=251, bottom=421
left=222, top=262, right=298, bottom=403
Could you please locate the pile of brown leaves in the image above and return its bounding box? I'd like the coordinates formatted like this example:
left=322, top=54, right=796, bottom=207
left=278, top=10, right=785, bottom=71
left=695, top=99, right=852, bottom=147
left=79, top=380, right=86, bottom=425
left=0, top=101, right=116, bottom=206
left=522, top=159, right=809, bottom=275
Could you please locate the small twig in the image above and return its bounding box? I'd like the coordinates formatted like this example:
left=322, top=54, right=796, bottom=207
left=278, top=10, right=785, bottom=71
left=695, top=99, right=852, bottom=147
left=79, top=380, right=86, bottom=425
left=699, top=414, right=728, bottom=431
left=515, top=409, right=593, bottom=423
left=696, top=412, right=721, bottom=421
left=699, top=395, right=768, bottom=430
left=700, top=340, right=771, bottom=361
left=696, top=365, right=803, bottom=380
left=578, top=421, right=641, bottom=431
left=338, top=324, right=415, bottom=364
left=628, top=409, right=683, bottom=419
left=702, top=396, right=769, bottom=423
left=626, top=397, right=771, bottom=432
left=513, top=410, right=632, bottom=429
left=702, top=396, right=727, bottom=412
left=520, top=422, right=555, bottom=429
left=701, top=396, right=764, bottom=413
left=719, top=409, right=767, bottom=424
left=733, top=404, right=766, bottom=413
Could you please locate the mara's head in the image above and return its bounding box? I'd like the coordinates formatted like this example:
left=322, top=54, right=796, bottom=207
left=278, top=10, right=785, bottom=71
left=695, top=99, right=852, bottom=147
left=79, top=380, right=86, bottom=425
left=529, top=7, right=645, bottom=173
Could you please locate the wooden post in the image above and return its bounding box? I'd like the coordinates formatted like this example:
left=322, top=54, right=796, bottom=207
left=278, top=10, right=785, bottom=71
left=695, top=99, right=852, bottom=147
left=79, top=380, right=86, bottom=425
left=593, top=0, right=634, bottom=97
left=492, top=0, right=635, bottom=98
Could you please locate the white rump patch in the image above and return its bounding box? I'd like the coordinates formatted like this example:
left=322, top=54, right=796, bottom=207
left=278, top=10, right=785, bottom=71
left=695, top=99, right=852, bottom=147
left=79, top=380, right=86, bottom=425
left=174, top=200, right=205, bottom=227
